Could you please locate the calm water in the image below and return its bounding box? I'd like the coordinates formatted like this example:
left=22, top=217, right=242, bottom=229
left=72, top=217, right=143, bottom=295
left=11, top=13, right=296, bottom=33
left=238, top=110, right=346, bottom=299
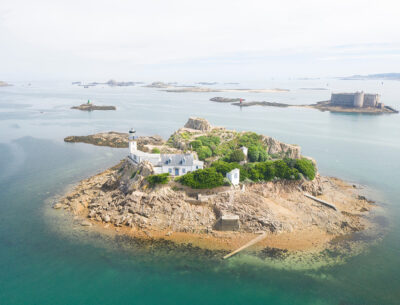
left=0, top=80, right=399, bottom=304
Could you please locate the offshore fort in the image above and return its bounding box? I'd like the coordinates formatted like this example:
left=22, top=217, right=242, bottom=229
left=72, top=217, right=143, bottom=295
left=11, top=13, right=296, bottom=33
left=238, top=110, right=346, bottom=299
left=313, top=91, right=398, bottom=113
left=211, top=91, right=399, bottom=114
left=331, top=92, right=383, bottom=109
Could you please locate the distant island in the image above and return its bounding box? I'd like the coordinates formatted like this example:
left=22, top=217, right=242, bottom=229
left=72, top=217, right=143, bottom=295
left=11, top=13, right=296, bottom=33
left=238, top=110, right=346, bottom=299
left=196, top=82, right=218, bottom=85
left=54, top=117, right=375, bottom=256
left=211, top=91, right=399, bottom=114
left=164, top=87, right=289, bottom=93
left=144, top=81, right=179, bottom=88
left=72, top=79, right=144, bottom=88
left=142, top=82, right=289, bottom=93
left=0, top=81, right=12, bottom=87
left=341, top=73, right=400, bottom=81
left=71, top=102, right=116, bottom=111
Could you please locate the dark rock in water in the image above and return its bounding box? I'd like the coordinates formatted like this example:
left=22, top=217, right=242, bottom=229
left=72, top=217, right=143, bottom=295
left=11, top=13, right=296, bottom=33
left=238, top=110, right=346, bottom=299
left=257, top=247, right=288, bottom=260
left=71, top=104, right=116, bottom=111
left=210, top=97, right=243, bottom=103
left=232, top=101, right=290, bottom=107
left=113, top=234, right=228, bottom=259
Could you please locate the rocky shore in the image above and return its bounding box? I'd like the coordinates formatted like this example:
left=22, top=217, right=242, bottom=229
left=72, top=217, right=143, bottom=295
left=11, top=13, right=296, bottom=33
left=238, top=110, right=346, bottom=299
left=55, top=118, right=375, bottom=254
left=53, top=160, right=373, bottom=252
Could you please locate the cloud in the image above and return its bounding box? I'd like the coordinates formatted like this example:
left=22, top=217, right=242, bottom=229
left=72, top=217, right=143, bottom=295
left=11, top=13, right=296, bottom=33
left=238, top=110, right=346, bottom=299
left=1, top=0, right=400, bottom=80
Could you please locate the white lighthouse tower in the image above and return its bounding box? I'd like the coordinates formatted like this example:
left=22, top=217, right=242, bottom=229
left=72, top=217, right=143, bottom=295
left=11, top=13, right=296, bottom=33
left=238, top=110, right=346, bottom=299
left=128, top=128, right=137, bottom=155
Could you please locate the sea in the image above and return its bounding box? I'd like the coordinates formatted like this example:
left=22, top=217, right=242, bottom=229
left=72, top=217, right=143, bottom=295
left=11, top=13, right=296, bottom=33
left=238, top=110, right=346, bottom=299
left=0, top=79, right=399, bottom=305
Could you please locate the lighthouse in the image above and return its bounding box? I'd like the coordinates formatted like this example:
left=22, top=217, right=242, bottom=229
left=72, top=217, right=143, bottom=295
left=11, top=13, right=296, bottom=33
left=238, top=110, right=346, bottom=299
left=128, top=128, right=137, bottom=155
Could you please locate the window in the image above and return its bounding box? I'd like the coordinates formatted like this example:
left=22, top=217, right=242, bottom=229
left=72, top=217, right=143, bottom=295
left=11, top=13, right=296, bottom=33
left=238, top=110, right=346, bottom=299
left=196, top=166, right=199, bottom=169
left=168, top=168, right=172, bottom=174
left=182, top=168, right=186, bottom=173
left=234, top=173, right=238, bottom=178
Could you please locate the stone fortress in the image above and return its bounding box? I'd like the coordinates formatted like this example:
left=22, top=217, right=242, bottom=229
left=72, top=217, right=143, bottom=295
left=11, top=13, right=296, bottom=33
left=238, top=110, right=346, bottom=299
left=330, top=92, right=384, bottom=109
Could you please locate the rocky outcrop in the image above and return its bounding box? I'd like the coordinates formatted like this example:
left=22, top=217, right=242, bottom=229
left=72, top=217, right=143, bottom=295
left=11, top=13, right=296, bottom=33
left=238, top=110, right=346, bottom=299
left=184, top=117, right=213, bottom=132
left=261, top=135, right=301, bottom=159
left=65, top=132, right=128, bottom=148
left=64, top=132, right=165, bottom=149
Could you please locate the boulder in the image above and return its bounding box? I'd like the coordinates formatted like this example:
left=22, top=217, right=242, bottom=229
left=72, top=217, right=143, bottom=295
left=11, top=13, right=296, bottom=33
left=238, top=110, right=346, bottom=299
left=184, top=117, right=212, bottom=131
left=261, top=135, right=301, bottom=159
left=101, top=175, right=118, bottom=191
left=81, top=220, right=92, bottom=227
left=53, top=203, right=64, bottom=209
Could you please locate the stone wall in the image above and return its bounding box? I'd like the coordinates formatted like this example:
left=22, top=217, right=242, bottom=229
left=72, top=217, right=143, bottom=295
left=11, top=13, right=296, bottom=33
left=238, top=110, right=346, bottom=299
left=331, top=93, right=356, bottom=107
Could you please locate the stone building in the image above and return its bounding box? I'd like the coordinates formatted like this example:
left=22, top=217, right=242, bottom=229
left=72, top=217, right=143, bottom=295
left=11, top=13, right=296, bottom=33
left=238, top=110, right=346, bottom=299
left=226, top=168, right=240, bottom=186
left=330, top=91, right=381, bottom=108
left=128, top=128, right=203, bottom=176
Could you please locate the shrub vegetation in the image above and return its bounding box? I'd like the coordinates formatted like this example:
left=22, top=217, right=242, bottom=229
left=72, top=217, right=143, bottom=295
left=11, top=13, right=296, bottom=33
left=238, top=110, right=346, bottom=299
left=178, top=168, right=224, bottom=189
left=187, top=132, right=269, bottom=162
left=146, top=173, right=170, bottom=187
left=294, top=158, right=316, bottom=180
left=210, top=158, right=316, bottom=183
left=228, top=149, right=245, bottom=162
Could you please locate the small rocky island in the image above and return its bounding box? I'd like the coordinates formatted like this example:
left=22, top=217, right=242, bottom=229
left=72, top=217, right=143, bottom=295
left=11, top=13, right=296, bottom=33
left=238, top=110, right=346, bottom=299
left=64, top=132, right=176, bottom=153
left=55, top=118, right=375, bottom=255
left=71, top=102, right=116, bottom=111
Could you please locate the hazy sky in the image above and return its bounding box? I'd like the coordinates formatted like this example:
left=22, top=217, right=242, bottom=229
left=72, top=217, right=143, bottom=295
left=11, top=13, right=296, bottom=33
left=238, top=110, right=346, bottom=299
left=1, top=0, right=400, bottom=81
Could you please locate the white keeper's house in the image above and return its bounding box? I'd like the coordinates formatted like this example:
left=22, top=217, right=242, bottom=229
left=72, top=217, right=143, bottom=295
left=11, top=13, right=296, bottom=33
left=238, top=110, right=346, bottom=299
left=127, top=128, right=203, bottom=176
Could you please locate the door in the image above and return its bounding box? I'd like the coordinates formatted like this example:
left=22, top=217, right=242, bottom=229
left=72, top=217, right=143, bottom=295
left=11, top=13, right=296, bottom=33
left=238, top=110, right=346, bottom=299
left=175, top=168, right=179, bottom=176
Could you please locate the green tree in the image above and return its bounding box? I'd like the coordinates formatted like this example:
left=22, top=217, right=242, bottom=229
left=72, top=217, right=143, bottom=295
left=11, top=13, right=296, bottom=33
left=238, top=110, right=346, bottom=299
left=151, top=147, right=161, bottom=153
left=248, top=146, right=260, bottom=162
left=259, top=149, right=268, bottom=162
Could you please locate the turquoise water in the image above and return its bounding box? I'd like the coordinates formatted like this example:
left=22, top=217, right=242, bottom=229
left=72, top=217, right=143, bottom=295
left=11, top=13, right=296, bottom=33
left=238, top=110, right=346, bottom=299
left=0, top=80, right=399, bottom=304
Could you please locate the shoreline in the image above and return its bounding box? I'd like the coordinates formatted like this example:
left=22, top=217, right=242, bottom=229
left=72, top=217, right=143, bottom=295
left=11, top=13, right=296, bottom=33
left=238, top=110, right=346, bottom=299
left=52, top=163, right=376, bottom=254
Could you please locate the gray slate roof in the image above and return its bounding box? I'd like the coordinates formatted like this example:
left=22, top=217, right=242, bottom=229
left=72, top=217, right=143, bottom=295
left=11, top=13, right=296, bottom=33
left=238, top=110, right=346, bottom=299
left=161, top=154, right=194, bottom=166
